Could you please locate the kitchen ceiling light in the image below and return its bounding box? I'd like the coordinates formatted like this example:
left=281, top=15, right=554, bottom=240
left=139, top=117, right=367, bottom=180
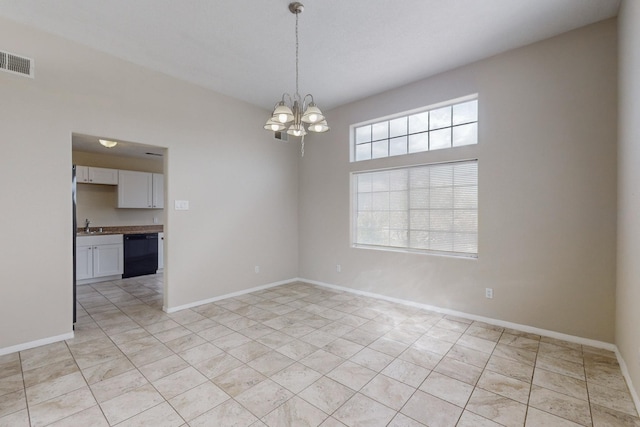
left=98, top=139, right=118, bottom=148
left=264, top=2, right=329, bottom=156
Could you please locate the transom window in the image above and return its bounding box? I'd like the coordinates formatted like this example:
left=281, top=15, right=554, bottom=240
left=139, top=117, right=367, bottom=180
left=352, top=160, right=478, bottom=257
left=352, top=97, right=478, bottom=162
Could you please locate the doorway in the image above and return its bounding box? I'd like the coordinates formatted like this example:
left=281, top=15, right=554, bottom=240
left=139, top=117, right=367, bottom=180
left=71, top=133, right=168, bottom=322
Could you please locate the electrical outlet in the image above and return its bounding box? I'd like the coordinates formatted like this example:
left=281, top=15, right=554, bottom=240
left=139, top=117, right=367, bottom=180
left=254, top=266, right=260, bottom=274
left=336, top=264, right=341, bottom=273
left=153, top=217, right=159, bottom=224
left=485, top=288, right=494, bottom=299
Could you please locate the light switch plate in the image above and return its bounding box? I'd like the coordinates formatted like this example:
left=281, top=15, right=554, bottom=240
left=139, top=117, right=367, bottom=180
left=175, top=200, right=189, bottom=210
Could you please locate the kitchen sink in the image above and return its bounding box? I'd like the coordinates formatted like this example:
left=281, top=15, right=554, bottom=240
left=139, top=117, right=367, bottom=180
left=77, top=231, right=111, bottom=235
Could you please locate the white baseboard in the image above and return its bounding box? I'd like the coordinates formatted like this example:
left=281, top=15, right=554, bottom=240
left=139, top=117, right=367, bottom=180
left=0, top=331, right=74, bottom=356
left=615, top=347, right=640, bottom=417
left=162, top=278, right=298, bottom=313
left=77, top=274, right=122, bottom=286
left=297, top=277, right=640, bottom=415
left=298, top=277, right=616, bottom=350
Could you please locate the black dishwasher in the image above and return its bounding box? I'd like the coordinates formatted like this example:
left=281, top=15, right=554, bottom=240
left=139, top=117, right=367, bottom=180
left=123, top=233, right=159, bottom=278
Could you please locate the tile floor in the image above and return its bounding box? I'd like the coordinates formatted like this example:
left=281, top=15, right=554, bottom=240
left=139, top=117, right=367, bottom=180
left=1, top=274, right=639, bottom=426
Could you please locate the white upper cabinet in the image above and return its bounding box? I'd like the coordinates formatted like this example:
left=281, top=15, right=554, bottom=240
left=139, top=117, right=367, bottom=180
left=118, top=170, right=164, bottom=209
left=152, top=173, right=164, bottom=209
left=76, top=166, right=89, bottom=183
left=89, top=167, right=119, bottom=185
left=118, top=170, right=152, bottom=208
left=76, top=166, right=118, bottom=185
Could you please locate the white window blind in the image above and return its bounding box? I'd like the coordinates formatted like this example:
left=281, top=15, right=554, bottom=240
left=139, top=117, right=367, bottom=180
left=353, top=160, right=478, bottom=257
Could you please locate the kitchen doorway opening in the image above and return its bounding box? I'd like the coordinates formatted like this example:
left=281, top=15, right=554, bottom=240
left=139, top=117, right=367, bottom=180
left=71, top=133, right=168, bottom=323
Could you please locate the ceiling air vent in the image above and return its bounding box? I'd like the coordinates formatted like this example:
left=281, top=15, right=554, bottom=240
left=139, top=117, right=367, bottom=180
left=0, top=50, right=34, bottom=78
left=274, top=131, right=288, bottom=142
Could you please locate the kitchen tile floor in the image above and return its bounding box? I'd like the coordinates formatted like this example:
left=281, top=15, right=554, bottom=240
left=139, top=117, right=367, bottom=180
left=1, top=274, right=639, bottom=426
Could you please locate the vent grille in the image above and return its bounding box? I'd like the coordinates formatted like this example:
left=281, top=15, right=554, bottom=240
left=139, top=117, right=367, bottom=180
left=274, top=131, right=288, bottom=142
left=0, top=50, right=34, bottom=78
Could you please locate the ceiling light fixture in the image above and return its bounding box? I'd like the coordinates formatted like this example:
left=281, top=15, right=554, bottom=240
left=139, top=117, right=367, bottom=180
left=264, top=2, right=329, bottom=156
left=98, top=139, right=118, bottom=148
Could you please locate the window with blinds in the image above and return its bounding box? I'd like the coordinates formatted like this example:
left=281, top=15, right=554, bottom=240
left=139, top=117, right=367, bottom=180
left=352, top=160, right=478, bottom=257
left=352, top=97, right=478, bottom=162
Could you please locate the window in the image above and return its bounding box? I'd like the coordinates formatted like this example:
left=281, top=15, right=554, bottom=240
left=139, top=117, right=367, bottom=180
left=352, top=97, right=478, bottom=162
left=352, top=160, right=478, bottom=257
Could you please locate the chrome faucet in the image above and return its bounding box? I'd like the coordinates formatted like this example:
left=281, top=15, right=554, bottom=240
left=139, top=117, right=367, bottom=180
left=84, top=218, right=90, bottom=233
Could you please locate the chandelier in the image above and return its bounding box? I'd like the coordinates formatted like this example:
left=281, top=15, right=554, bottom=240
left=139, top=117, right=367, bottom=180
left=264, top=2, right=329, bottom=156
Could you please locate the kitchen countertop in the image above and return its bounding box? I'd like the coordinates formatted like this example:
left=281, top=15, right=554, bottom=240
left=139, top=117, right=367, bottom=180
left=76, top=225, right=163, bottom=236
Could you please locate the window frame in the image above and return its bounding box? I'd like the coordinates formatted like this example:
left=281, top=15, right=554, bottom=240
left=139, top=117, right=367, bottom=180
left=350, top=94, right=478, bottom=163
left=350, top=159, right=479, bottom=259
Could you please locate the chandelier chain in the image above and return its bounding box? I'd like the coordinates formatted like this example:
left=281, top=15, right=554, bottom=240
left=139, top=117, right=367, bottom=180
left=295, top=10, right=299, bottom=96
left=264, top=2, right=328, bottom=147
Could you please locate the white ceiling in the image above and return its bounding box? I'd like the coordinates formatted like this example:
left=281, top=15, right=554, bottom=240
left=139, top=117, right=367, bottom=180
left=0, top=0, right=620, bottom=112
left=72, top=134, right=166, bottom=159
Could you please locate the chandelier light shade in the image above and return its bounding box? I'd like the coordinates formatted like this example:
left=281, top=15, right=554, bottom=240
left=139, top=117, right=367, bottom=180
left=272, top=101, right=295, bottom=124
left=301, top=102, right=325, bottom=124
left=308, top=120, right=329, bottom=133
left=263, top=118, right=287, bottom=132
left=265, top=2, right=329, bottom=156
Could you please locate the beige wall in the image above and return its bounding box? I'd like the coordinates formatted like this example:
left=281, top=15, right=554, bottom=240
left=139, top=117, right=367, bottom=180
left=299, top=20, right=618, bottom=342
left=73, top=150, right=164, bottom=227
left=0, top=17, right=299, bottom=350
left=75, top=185, right=163, bottom=227
left=0, top=12, right=622, bottom=355
left=617, top=0, right=640, bottom=403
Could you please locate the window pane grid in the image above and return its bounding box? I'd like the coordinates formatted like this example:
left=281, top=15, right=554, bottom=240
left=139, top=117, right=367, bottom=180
left=353, top=160, right=478, bottom=257
left=353, top=99, right=477, bottom=162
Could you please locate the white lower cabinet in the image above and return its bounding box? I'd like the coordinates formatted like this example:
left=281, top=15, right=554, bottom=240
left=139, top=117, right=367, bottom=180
left=75, top=244, right=94, bottom=280
left=157, top=232, right=164, bottom=272
left=76, top=234, right=123, bottom=284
